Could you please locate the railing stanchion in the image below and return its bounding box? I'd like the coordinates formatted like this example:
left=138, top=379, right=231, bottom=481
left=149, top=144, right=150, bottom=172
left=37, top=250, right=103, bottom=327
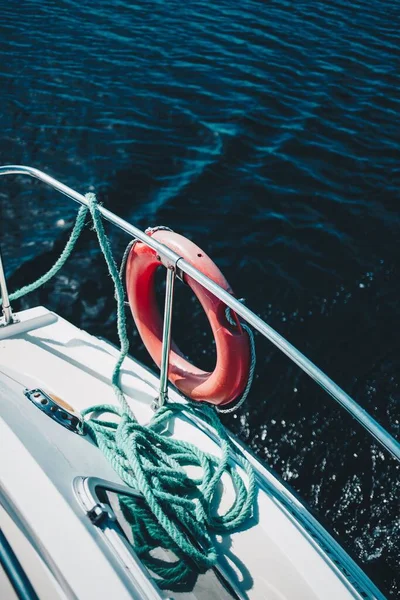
left=155, top=266, right=176, bottom=409
left=0, top=244, right=16, bottom=326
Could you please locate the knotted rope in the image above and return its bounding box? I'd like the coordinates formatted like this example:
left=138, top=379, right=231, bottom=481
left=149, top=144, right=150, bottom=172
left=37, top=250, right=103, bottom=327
left=2, top=195, right=256, bottom=590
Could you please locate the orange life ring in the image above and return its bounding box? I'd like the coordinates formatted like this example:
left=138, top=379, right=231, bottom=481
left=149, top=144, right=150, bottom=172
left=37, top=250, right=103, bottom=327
left=125, top=229, right=251, bottom=406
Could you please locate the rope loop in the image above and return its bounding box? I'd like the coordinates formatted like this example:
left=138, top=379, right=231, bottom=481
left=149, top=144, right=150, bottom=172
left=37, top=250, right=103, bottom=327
left=216, top=301, right=256, bottom=414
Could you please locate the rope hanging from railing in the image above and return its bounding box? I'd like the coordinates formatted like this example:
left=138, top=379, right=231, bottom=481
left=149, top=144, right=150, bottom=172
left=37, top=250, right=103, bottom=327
left=0, top=205, right=88, bottom=303
left=216, top=304, right=256, bottom=414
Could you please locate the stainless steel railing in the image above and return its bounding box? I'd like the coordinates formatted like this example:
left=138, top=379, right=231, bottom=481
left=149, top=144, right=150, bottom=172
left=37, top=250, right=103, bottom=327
left=0, top=165, right=399, bottom=461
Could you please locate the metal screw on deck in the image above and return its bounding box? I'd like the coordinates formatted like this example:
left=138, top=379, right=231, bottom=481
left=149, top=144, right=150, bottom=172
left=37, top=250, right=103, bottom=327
left=154, top=265, right=176, bottom=410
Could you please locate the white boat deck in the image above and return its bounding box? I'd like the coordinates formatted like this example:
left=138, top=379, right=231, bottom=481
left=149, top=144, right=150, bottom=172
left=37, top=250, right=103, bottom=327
left=0, top=307, right=379, bottom=599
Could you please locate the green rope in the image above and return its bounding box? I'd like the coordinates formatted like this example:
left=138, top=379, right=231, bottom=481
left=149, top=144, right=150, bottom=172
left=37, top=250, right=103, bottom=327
left=82, top=401, right=255, bottom=590
left=4, top=194, right=256, bottom=591
left=0, top=206, right=88, bottom=304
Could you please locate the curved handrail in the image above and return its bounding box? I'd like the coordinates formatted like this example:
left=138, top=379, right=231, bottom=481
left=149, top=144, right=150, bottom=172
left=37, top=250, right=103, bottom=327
left=0, top=165, right=399, bottom=461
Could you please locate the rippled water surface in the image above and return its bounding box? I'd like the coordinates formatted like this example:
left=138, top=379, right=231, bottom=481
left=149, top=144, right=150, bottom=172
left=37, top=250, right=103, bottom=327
left=1, top=0, right=399, bottom=595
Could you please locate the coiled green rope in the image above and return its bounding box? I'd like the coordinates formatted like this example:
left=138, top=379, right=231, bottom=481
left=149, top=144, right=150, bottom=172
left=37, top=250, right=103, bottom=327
left=82, top=401, right=255, bottom=590
left=3, top=195, right=256, bottom=591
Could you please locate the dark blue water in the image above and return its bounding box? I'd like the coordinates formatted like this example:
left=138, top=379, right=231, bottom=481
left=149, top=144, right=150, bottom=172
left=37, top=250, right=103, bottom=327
left=1, top=0, right=399, bottom=595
